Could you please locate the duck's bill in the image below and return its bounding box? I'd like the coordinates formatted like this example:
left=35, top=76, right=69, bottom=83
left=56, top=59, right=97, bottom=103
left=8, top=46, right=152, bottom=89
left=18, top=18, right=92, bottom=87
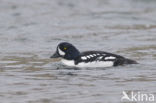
left=50, top=52, right=60, bottom=58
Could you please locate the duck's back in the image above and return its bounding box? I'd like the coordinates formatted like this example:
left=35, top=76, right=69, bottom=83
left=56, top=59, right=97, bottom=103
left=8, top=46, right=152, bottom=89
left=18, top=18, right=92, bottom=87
left=74, top=51, right=137, bottom=67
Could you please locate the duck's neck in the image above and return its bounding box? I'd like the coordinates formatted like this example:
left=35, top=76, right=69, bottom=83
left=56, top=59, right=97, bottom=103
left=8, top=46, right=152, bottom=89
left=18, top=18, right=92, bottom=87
left=64, top=49, right=80, bottom=60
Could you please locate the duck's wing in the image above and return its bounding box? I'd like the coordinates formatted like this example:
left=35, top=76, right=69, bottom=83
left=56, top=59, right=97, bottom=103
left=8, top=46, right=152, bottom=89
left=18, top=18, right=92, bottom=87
left=75, top=51, right=137, bottom=66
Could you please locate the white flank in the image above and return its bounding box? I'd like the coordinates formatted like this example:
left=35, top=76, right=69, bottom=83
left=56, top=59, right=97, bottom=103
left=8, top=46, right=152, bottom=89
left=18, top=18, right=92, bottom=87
left=105, top=56, right=116, bottom=60
left=77, top=61, right=114, bottom=67
left=87, top=56, right=90, bottom=58
left=61, top=59, right=75, bottom=66
left=61, top=59, right=114, bottom=67
left=81, top=56, right=87, bottom=60
left=58, top=47, right=65, bottom=56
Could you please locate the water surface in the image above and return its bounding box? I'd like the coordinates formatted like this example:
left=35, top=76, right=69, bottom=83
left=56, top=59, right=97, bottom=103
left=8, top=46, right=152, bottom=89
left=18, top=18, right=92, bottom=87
left=0, top=0, right=156, bottom=103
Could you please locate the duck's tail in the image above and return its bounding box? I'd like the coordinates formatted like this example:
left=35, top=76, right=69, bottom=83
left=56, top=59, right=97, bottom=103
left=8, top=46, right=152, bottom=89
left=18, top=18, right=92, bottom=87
left=124, top=58, right=138, bottom=64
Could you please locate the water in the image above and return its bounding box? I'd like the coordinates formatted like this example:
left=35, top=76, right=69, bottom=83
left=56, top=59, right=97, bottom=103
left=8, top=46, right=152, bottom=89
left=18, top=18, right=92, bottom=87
left=0, top=0, right=156, bottom=103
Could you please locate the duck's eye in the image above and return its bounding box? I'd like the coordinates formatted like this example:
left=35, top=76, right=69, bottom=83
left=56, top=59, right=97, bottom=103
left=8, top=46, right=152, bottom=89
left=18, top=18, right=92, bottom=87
left=64, top=47, right=67, bottom=50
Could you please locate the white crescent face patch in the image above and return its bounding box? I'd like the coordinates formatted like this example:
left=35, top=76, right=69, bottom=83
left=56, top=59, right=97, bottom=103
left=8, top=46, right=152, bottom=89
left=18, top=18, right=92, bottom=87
left=58, top=47, right=65, bottom=56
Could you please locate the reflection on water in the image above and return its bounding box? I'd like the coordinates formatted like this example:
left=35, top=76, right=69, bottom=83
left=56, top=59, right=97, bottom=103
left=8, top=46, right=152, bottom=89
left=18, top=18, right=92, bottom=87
left=0, top=0, right=156, bottom=103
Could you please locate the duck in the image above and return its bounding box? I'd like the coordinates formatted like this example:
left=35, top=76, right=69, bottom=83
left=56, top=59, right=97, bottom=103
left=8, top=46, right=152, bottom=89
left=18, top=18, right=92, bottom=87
left=50, top=42, right=137, bottom=67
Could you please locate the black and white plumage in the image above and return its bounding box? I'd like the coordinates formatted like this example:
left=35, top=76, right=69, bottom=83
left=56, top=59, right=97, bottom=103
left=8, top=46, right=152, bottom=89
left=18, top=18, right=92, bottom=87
left=50, top=42, right=137, bottom=67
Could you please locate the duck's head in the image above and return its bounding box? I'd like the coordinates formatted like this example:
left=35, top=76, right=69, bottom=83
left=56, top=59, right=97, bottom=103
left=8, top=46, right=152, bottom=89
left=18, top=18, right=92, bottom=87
left=50, top=42, right=80, bottom=60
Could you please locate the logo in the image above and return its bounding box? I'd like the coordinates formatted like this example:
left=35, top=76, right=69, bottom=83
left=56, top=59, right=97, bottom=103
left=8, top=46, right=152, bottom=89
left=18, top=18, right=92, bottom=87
left=121, top=91, right=155, bottom=102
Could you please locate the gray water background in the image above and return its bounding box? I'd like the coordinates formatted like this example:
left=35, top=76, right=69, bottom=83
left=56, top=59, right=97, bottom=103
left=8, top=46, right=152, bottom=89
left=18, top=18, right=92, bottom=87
left=0, top=0, right=156, bottom=103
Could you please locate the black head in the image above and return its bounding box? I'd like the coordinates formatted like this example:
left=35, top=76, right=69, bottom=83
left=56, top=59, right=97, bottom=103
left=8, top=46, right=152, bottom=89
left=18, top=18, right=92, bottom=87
left=50, top=42, right=80, bottom=60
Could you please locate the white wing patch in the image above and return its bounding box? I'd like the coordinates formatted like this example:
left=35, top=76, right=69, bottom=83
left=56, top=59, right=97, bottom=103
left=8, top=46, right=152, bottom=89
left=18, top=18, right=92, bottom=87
left=93, top=54, right=96, bottom=56
left=81, top=56, right=87, bottom=60
left=81, top=54, right=96, bottom=60
left=87, top=56, right=90, bottom=58
left=81, top=54, right=116, bottom=62
left=89, top=55, right=94, bottom=57
left=81, top=53, right=106, bottom=61
left=105, top=56, right=116, bottom=60
left=58, top=47, right=65, bottom=56
left=97, top=56, right=103, bottom=60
